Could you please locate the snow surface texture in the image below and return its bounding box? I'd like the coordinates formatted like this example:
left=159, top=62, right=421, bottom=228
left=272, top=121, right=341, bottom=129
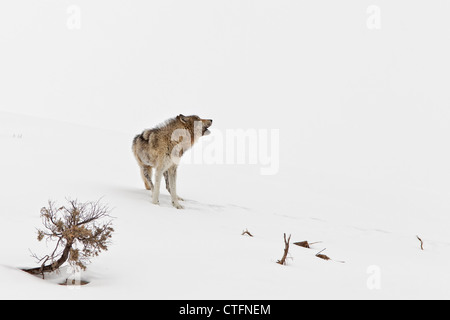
left=1, top=1, right=450, bottom=299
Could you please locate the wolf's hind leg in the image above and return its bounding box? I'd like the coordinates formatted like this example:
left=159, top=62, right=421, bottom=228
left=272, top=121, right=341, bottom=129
left=141, top=165, right=153, bottom=191
left=152, top=169, right=163, bottom=205
left=164, top=171, right=170, bottom=193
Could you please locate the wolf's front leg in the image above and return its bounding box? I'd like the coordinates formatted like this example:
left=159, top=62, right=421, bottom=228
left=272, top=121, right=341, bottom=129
left=152, top=170, right=163, bottom=205
left=164, top=170, right=184, bottom=201
left=168, top=166, right=184, bottom=209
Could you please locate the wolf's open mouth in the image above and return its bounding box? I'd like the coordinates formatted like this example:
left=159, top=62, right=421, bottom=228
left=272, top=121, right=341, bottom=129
left=202, top=121, right=212, bottom=136
left=203, top=127, right=211, bottom=136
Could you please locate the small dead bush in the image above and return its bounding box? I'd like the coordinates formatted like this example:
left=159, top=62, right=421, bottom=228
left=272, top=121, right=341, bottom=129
left=24, top=199, right=114, bottom=278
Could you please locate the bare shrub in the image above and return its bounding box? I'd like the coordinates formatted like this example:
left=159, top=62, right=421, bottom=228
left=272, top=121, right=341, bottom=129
left=24, top=199, right=114, bottom=278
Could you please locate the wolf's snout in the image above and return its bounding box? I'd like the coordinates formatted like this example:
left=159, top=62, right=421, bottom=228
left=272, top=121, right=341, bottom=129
left=202, top=119, right=213, bottom=136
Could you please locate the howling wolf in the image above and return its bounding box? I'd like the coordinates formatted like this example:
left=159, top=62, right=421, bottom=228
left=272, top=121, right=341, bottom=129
left=132, top=114, right=213, bottom=209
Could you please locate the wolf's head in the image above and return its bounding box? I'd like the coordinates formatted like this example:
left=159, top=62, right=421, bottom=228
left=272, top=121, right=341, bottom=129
left=177, top=114, right=213, bottom=137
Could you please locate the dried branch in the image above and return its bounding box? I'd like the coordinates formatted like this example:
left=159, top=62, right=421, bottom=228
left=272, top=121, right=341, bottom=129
left=241, top=229, right=254, bottom=237
left=315, top=248, right=331, bottom=261
left=294, top=241, right=322, bottom=249
left=314, top=248, right=345, bottom=263
left=276, top=233, right=291, bottom=265
left=294, top=241, right=310, bottom=248
left=416, top=235, right=424, bottom=251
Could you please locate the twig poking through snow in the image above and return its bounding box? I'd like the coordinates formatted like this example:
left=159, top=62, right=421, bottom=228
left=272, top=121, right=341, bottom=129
left=416, top=235, right=424, bottom=251
left=315, top=248, right=345, bottom=263
left=242, top=229, right=254, bottom=237
left=294, top=241, right=310, bottom=248
left=293, top=241, right=322, bottom=249
left=315, top=248, right=331, bottom=261
left=276, top=233, right=291, bottom=265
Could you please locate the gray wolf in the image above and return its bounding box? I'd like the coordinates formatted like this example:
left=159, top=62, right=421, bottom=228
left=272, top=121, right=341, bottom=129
left=132, top=114, right=213, bottom=209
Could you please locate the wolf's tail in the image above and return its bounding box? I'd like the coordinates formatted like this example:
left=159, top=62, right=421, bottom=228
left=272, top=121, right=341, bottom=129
left=132, top=130, right=153, bottom=161
left=132, top=133, right=143, bottom=161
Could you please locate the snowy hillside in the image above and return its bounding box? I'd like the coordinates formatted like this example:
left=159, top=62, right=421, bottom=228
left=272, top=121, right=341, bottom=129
left=1, top=111, right=450, bottom=300
left=1, top=1, right=450, bottom=300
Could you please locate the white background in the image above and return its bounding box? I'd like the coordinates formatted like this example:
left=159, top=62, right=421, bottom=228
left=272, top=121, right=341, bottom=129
left=1, top=0, right=450, bottom=299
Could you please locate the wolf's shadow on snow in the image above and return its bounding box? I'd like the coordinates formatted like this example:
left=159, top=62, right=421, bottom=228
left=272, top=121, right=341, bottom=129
left=107, top=185, right=228, bottom=211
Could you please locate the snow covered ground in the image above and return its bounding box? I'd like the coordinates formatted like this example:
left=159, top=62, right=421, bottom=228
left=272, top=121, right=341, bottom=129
left=1, top=1, right=450, bottom=300
left=1, top=110, right=450, bottom=300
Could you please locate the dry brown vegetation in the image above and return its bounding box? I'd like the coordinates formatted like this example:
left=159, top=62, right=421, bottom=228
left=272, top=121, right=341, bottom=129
left=24, top=199, right=114, bottom=278
left=416, top=235, right=424, bottom=251
left=315, top=249, right=331, bottom=261
left=276, top=233, right=291, bottom=265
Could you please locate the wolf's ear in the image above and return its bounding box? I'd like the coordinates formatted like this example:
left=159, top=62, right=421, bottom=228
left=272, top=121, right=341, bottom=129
left=178, top=114, right=187, bottom=123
